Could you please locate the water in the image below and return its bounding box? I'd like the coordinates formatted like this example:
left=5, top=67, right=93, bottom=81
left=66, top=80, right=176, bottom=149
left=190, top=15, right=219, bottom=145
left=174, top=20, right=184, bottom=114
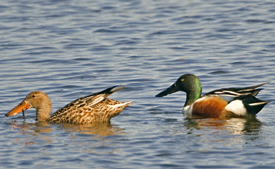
left=0, top=0, right=275, bottom=168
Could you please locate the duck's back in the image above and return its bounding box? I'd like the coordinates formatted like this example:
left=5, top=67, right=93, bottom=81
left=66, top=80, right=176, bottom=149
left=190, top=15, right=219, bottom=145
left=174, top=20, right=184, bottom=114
left=47, top=86, right=132, bottom=124
left=48, top=98, right=131, bottom=124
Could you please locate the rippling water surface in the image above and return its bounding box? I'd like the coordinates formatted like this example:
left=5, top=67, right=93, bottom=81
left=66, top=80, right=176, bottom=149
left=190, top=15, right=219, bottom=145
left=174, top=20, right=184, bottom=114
left=1, top=0, right=275, bottom=168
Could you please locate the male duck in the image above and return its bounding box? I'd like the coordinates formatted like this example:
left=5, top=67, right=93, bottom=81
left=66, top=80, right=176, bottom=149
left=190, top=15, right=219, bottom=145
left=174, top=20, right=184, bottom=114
left=156, top=74, right=269, bottom=119
left=5, top=86, right=132, bottom=124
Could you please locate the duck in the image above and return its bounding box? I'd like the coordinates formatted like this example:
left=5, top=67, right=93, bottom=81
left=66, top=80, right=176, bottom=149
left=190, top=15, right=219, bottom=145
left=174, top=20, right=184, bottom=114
left=155, top=74, right=269, bottom=119
left=5, top=86, right=132, bottom=124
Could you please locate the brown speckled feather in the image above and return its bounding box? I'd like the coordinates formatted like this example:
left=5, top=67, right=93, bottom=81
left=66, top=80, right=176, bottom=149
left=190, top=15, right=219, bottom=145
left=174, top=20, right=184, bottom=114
left=5, top=86, right=132, bottom=124
left=48, top=98, right=131, bottom=124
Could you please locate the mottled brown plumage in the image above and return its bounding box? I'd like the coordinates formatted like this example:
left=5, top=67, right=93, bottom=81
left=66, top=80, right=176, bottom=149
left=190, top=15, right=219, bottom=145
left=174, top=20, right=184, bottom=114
left=5, top=86, right=132, bottom=124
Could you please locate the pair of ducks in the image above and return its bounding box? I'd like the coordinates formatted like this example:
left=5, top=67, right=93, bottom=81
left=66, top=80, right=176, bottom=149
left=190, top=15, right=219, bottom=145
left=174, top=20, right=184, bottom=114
left=5, top=74, right=270, bottom=124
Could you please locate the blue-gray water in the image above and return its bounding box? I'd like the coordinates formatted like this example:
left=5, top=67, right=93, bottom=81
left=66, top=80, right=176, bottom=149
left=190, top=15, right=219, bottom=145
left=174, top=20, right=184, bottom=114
left=1, top=0, right=275, bottom=168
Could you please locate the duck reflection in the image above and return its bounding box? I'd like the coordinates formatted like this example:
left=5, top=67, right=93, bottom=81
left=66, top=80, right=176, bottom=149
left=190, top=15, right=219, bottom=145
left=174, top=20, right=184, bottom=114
left=59, top=122, right=124, bottom=137
left=184, top=116, right=262, bottom=135
left=7, top=120, right=53, bottom=133
left=7, top=120, right=123, bottom=137
left=7, top=121, right=125, bottom=154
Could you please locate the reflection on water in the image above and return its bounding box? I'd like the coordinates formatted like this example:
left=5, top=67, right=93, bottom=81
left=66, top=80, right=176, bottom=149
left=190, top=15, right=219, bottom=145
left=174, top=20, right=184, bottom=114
left=6, top=120, right=124, bottom=154
left=184, top=116, right=261, bottom=135
left=59, top=123, right=124, bottom=154
left=7, top=121, right=53, bottom=134
left=7, top=121, right=124, bottom=137
left=60, top=122, right=124, bottom=137
left=182, top=116, right=262, bottom=147
left=1, top=0, right=275, bottom=167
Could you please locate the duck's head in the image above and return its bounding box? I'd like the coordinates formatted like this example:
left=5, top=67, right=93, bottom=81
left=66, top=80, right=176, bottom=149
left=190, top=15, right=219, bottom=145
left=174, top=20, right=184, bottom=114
left=156, top=74, right=202, bottom=105
left=5, top=91, right=52, bottom=120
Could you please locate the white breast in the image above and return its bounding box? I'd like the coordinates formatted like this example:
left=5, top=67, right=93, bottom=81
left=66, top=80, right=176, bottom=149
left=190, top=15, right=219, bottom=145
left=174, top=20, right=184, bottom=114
left=183, top=105, right=193, bottom=118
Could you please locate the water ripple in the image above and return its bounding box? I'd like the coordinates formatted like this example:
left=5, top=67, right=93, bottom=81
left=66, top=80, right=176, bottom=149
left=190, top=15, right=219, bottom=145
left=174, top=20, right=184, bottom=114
left=0, top=0, right=275, bottom=168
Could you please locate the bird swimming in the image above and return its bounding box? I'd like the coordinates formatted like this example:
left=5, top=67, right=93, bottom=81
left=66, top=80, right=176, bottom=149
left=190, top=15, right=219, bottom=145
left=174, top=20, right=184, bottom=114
left=156, top=74, right=269, bottom=119
left=5, top=86, right=132, bottom=124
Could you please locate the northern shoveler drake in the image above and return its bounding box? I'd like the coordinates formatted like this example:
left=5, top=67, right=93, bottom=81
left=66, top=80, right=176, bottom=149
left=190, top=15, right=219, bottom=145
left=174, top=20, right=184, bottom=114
left=155, top=74, right=270, bottom=119
left=5, top=86, right=132, bottom=124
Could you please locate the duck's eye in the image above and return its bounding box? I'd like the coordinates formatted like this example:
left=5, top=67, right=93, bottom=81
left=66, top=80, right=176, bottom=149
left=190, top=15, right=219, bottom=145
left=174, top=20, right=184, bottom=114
left=31, top=95, right=36, bottom=98
left=181, top=79, right=184, bottom=82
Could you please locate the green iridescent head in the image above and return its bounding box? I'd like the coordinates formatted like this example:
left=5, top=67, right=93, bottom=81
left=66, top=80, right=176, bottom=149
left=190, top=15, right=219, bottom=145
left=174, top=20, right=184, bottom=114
left=156, top=74, right=202, bottom=106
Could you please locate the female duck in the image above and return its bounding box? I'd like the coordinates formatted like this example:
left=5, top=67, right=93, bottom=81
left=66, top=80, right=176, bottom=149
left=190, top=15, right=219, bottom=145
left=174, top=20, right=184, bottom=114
left=156, top=74, right=269, bottom=119
left=6, top=86, right=132, bottom=124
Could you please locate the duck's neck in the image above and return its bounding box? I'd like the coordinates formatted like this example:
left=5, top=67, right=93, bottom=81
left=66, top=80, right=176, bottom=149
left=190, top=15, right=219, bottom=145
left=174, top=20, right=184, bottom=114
left=36, top=101, right=52, bottom=122
left=184, top=87, right=202, bottom=107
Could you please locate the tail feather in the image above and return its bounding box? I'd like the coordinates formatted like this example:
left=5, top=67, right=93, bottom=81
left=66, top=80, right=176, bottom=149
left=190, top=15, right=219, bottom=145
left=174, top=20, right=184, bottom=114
left=84, top=86, right=126, bottom=107
left=243, top=82, right=270, bottom=91
left=205, top=82, right=269, bottom=100
left=110, top=86, right=125, bottom=93
left=233, top=82, right=269, bottom=94
left=241, top=95, right=270, bottom=115
left=97, top=86, right=118, bottom=95
left=250, top=89, right=262, bottom=97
